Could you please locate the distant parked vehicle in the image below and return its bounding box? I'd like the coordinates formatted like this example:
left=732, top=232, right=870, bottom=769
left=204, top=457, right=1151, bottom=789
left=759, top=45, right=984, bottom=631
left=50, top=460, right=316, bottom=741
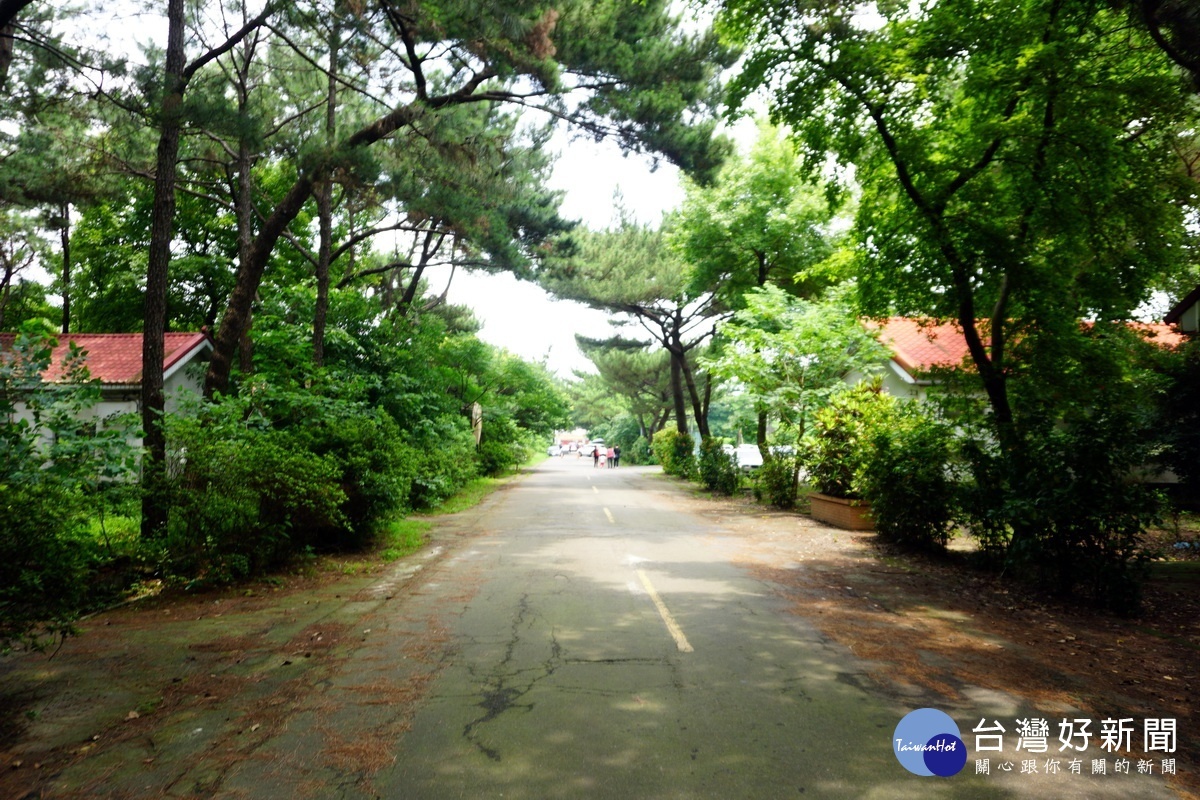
left=723, top=444, right=764, bottom=470
left=579, top=439, right=604, bottom=458
left=722, top=444, right=793, bottom=470
left=548, top=445, right=562, bottom=457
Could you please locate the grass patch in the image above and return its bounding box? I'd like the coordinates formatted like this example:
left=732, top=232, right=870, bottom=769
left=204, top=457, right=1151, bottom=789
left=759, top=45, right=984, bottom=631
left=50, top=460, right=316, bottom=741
left=378, top=517, right=432, bottom=562
left=432, top=476, right=505, bottom=515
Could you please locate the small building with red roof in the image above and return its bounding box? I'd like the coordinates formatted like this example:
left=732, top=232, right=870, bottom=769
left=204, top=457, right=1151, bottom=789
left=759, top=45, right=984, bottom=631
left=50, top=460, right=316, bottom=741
left=848, top=317, right=1186, bottom=401
left=1, top=332, right=212, bottom=424
left=843, top=318, right=975, bottom=401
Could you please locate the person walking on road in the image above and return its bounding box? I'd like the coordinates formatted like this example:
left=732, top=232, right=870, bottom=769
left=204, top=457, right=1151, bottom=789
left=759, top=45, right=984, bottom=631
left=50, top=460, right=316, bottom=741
left=593, top=445, right=601, bottom=468
left=613, top=444, right=621, bottom=468
left=606, top=446, right=616, bottom=469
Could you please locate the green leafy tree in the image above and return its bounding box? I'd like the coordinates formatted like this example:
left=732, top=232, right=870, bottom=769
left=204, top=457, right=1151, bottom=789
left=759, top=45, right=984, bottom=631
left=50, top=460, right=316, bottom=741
left=704, top=284, right=886, bottom=449
left=575, top=335, right=674, bottom=439
left=672, top=121, right=841, bottom=458
left=673, top=120, right=837, bottom=301
left=718, top=0, right=1198, bottom=602
left=202, top=0, right=736, bottom=397
left=542, top=218, right=724, bottom=436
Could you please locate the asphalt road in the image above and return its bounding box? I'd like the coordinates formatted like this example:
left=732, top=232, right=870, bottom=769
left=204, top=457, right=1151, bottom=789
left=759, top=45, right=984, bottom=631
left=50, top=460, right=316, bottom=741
left=368, top=458, right=912, bottom=799
left=7, top=457, right=1182, bottom=798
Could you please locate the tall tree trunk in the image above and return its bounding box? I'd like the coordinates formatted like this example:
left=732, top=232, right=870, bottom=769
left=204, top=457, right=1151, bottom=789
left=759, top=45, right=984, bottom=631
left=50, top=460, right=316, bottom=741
left=669, top=351, right=688, bottom=435
left=678, top=351, right=709, bottom=438
left=141, top=0, right=186, bottom=540
left=59, top=202, right=70, bottom=333
left=314, top=178, right=333, bottom=367
left=670, top=317, right=709, bottom=438
left=756, top=408, right=769, bottom=462
left=313, top=14, right=339, bottom=367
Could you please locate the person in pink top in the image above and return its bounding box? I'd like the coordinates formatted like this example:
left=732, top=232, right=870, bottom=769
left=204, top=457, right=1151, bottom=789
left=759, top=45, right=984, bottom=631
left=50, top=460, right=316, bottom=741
left=606, top=447, right=616, bottom=468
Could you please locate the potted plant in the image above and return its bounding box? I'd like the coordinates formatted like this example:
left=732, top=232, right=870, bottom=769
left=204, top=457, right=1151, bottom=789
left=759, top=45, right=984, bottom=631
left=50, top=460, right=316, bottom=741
left=803, top=381, right=894, bottom=531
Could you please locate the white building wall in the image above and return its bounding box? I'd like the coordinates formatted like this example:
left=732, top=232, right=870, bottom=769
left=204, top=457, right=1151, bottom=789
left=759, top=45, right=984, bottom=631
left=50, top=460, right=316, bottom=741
left=844, top=360, right=929, bottom=402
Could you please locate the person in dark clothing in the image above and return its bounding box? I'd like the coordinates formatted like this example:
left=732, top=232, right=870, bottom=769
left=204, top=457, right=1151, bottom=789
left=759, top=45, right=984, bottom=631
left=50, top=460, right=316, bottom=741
left=613, top=444, right=621, bottom=468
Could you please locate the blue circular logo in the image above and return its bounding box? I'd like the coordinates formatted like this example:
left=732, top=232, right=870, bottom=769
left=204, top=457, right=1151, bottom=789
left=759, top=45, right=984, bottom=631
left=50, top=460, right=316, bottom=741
left=893, top=708, right=966, bottom=777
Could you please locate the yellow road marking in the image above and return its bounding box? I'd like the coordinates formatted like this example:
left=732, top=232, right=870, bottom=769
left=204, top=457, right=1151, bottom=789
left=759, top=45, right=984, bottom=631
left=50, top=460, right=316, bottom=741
left=604, top=507, right=615, bottom=524
left=636, top=569, right=694, bottom=653
left=592, top=486, right=599, bottom=493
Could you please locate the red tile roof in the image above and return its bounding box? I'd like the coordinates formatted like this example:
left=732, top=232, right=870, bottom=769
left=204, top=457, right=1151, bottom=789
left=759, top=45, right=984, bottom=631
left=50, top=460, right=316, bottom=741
left=0, top=332, right=211, bottom=385
left=872, top=318, right=974, bottom=375
left=872, top=318, right=1186, bottom=378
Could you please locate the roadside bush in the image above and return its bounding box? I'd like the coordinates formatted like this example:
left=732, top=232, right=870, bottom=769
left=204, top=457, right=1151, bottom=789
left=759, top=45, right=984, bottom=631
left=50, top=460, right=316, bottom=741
left=212, top=383, right=419, bottom=543
left=165, top=403, right=347, bottom=583
left=753, top=453, right=799, bottom=508
left=406, top=417, right=480, bottom=509
left=960, top=407, right=1159, bottom=611
left=859, top=405, right=958, bottom=550
left=476, top=416, right=533, bottom=477
left=698, top=437, right=740, bottom=495
left=803, top=380, right=896, bottom=499
left=653, top=428, right=695, bottom=478
left=308, top=413, right=412, bottom=541
left=478, top=438, right=522, bottom=476
left=623, top=435, right=652, bottom=466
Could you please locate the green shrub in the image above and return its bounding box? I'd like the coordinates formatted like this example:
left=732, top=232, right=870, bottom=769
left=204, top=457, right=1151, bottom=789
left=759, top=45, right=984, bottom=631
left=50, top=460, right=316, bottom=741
left=960, top=406, right=1159, bottom=610
left=477, top=438, right=522, bottom=476
left=626, top=435, right=652, bottom=466
left=653, top=428, right=696, bottom=478
left=859, top=405, right=957, bottom=550
left=282, top=407, right=413, bottom=543
left=803, top=380, right=896, bottom=499
left=754, top=454, right=799, bottom=508
left=165, top=407, right=348, bottom=583
left=698, top=437, right=740, bottom=495
left=406, top=419, right=480, bottom=509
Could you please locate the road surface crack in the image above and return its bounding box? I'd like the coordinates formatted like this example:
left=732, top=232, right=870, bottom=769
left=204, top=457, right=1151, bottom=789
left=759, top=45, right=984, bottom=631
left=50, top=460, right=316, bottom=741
left=461, top=593, right=561, bottom=762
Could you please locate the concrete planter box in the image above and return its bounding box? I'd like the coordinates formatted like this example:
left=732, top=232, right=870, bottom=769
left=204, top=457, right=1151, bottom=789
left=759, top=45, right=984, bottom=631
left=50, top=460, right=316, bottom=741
left=809, top=492, right=875, bottom=531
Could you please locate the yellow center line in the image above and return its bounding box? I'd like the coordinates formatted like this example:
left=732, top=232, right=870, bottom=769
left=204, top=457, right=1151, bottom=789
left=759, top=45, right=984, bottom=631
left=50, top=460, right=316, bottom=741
left=636, top=569, right=694, bottom=653
left=592, top=486, right=599, bottom=494
left=604, top=507, right=614, bottom=524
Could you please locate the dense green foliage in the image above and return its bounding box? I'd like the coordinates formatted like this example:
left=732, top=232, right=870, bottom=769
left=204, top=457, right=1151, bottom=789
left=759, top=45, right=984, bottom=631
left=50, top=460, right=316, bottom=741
left=859, top=405, right=958, bottom=552
left=1, top=323, right=139, bottom=647
left=704, top=284, right=886, bottom=452
left=752, top=454, right=799, bottom=509
left=803, top=381, right=895, bottom=501
left=652, top=428, right=696, bottom=479
left=697, top=437, right=739, bottom=495
left=714, top=0, right=1199, bottom=607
